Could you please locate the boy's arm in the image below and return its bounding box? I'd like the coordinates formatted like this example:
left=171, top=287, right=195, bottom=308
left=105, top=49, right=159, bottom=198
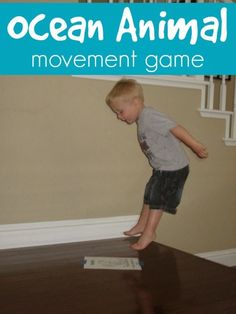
left=170, top=125, right=208, bottom=158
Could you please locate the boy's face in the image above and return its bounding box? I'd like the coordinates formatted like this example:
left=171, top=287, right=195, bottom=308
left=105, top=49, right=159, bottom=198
left=110, top=98, right=141, bottom=124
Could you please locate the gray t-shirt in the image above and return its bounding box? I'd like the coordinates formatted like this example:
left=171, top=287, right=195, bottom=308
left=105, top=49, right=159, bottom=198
left=137, top=106, right=189, bottom=171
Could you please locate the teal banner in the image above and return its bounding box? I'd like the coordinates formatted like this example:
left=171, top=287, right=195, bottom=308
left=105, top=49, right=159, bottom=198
left=0, top=3, right=235, bottom=75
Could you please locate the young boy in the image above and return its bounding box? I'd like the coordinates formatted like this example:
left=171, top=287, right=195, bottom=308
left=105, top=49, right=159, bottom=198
left=105, top=78, right=208, bottom=251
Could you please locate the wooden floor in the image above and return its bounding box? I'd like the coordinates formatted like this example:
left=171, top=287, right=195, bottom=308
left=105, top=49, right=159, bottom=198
left=0, top=237, right=236, bottom=314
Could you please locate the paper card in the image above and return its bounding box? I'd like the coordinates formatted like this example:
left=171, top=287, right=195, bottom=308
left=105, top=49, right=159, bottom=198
left=83, top=256, right=142, bottom=271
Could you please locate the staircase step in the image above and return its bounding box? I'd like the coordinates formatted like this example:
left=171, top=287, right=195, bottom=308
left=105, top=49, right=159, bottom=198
left=224, top=138, right=236, bottom=146
left=200, top=109, right=233, bottom=119
left=199, top=109, right=234, bottom=142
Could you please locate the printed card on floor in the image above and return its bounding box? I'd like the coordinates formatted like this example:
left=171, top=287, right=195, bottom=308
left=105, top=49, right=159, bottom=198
left=83, top=256, right=142, bottom=270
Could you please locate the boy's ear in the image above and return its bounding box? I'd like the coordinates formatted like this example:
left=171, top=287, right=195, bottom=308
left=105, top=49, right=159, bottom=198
left=132, top=96, right=138, bottom=105
left=133, top=96, right=142, bottom=106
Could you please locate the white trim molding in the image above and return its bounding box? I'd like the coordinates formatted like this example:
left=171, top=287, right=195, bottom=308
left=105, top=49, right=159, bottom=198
left=196, top=248, right=236, bottom=267
left=0, top=215, right=138, bottom=250
left=199, top=109, right=234, bottom=141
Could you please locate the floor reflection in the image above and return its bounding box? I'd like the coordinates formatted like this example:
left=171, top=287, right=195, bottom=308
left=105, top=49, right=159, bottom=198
left=125, top=273, right=157, bottom=314
left=124, top=239, right=181, bottom=313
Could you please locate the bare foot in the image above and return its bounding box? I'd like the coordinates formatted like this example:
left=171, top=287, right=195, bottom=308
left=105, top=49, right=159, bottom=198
left=131, top=232, right=156, bottom=250
left=123, top=225, right=144, bottom=236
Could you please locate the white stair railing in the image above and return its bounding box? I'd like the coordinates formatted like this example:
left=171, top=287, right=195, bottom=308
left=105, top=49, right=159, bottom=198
left=207, top=76, right=215, bottom=111
left=200, top=75, right=236, bottom=146
left=219, top=76, right=227, bottom=112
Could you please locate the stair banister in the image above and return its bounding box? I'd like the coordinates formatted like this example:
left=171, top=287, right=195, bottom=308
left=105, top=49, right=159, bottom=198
left=219, top=75, right=227, bottom=112
left=207, top=76, right=215, bottom=110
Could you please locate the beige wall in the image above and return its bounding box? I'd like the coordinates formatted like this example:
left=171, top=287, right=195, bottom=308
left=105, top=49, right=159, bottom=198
left=0, top=76, right=236, bottom=253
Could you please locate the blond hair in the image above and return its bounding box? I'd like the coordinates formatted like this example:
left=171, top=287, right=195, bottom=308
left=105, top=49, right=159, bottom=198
left=105, top=78, right=144, bottom=106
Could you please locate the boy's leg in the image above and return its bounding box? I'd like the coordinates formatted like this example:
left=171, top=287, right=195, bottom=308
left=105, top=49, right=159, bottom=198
left=131, top=209, right=163, bottom=250
left=124, top=204, right=150, bottom=236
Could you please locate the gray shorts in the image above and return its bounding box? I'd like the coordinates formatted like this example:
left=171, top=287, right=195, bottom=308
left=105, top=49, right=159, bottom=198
left=144, top=165, right=189, bottom=214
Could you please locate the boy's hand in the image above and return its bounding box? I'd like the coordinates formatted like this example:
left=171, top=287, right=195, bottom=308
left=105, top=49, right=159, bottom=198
left=193, top=143, right=208, bottom=159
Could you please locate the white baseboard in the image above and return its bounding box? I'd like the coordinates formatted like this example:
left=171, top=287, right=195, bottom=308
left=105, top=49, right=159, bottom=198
left=1, top=217, right=235, bottom=267
left=196, top=249, right=236, bottom=267
left=0, top=215, right=138, bottom=250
